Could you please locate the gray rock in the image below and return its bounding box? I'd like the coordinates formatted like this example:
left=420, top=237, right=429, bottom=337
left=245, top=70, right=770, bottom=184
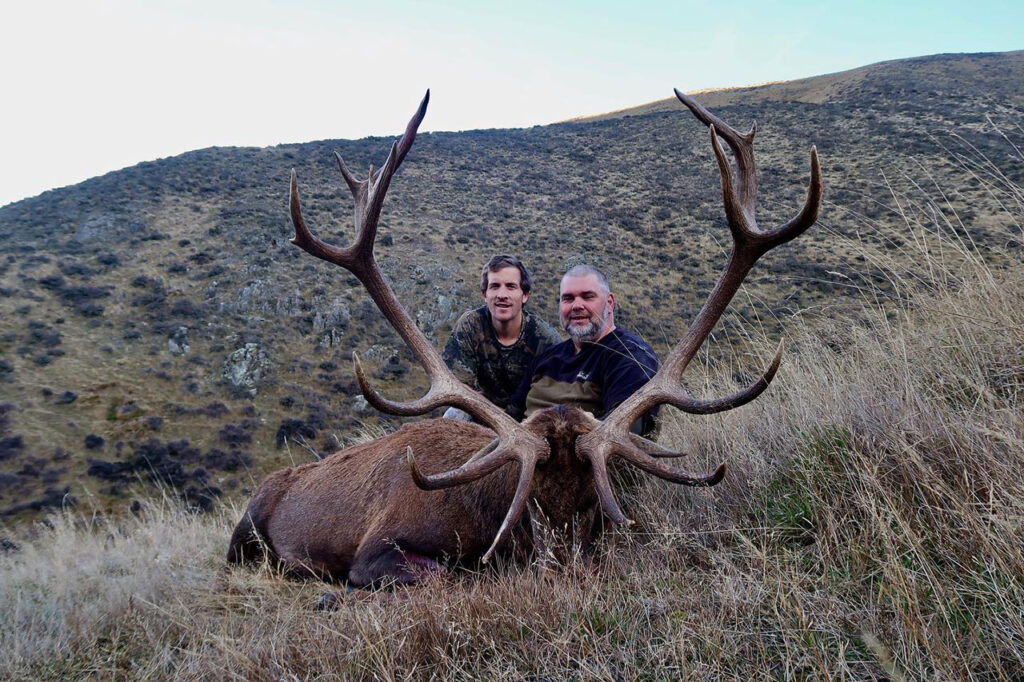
left=168, top=326, right=190, bottom=355
left=224, top=279, right=304, bottom=317
left=222, top=343, right=271, bottom=396
left=384, top=261, right=461, bottom=342
left=116, top=401, right=143, bottom=419
left=362, top=344, right=397, bottom=362
left=415, top=292, right=459, bottom=341
left=313, top=298, right=351, bottom=333
left=74, top=214, right=115, bottom=242
left=317, top=328, right=345, bottom=349
left=55, top=390, right=78, bottom=405
left=314, top=298, right=351, bottom=347
left=351, top=395, right=371, bottom=415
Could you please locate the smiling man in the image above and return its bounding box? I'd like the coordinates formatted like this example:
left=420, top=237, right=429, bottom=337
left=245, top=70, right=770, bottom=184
left=508, top=264, right=659, bottom=435
left=442, top=254, right=561, bottom=416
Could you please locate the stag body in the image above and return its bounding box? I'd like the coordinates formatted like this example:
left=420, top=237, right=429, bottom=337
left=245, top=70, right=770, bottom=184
left=227, top=408, right=597, bottom=585
left=226, top=89, right=821, bottom=586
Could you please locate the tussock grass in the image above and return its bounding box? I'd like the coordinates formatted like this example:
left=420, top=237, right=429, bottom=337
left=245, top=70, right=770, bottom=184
left=3, top=138, right=1023, bottom=680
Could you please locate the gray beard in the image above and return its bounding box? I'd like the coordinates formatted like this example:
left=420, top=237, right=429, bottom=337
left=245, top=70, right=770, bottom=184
left=563, top=304, right=609, bottom=343
left=565, top=319, right=601, bottom=343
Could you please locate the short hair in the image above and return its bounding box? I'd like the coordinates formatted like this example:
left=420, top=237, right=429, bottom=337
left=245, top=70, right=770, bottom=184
left=562, top=264, right=610, bottom=296
left=480, top=254, right=532, bottom=294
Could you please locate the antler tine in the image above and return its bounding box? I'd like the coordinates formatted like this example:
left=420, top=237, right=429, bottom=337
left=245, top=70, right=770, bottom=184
left=673, top=88, right=754, bottom=144
left=355, top=140, right=400, bottom=256
left=664, top=339, right=784, bottom=415
left=407, top=444, right=517, bottom=490
left=291, top=91, right=429, bottom=269
left=353, top=352, right=448, bottom=416
left=353, top=351, right=518, bottom=429
left=590, top=452, right=629, bottom=524
left=290, top=91, right=508, bottom=420
left=361, top=89, right=427, bottom=232
left=709, top=126, right=755, bottom=239
left=758, top=146, right=822, bottom=247
left=584, top=437, right=727, bottom=526
left=391, top=89, right=430, bottom=173
left=617, top=447, right=727, bottom=486
left=334, top=151, right=361, bottom=197
left=576, top=94, right=822, bottom=524
left=629, top=433, right=688, bottom=458
left=482, top=456, right=537, bottom=563
left=406, top=438, right=542, bottom=564
left=675, top=88, right=757, bottom=212
left=628, top=94, right=820, bottom=395
left=290, top=171, right=349, bottom=266
left=291, top=92, right=439, bottom=389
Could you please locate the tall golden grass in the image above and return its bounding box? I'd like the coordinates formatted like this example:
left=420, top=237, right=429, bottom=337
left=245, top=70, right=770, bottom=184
left=1, top=128, right=1022, bottom=680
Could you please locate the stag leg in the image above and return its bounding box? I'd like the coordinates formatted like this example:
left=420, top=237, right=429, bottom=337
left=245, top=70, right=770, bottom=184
left=226, top=481, right=287, bottom=567
left=348, top=538, right=447, bottom=587
left=225, top=513, right=266, bottom=565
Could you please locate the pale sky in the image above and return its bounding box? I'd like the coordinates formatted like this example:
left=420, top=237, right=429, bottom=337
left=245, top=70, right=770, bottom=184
left=1, top=0, right=1020, bottom=208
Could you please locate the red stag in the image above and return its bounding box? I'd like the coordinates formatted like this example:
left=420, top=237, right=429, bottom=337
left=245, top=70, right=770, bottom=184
left=225, top=90, right=822, bottom=586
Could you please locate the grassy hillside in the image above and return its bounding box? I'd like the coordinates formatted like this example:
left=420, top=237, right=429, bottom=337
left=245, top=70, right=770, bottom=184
left=573, top=50, right=1024, bottom=119
left=0, top=49, right=1021, bottom=534
left=1, top=171, right=1021, bottom=676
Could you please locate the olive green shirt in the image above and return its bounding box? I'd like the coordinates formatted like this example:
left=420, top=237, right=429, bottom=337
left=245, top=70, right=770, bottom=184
left=442, top=306, right=562, bottom=411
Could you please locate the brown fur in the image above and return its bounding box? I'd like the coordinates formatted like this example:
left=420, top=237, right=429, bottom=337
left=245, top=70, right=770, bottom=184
left=226, top=406, right=599, bottom=586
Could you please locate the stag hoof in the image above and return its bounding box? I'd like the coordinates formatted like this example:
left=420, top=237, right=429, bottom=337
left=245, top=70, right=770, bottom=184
left=313, top=586, right=354, bottom=611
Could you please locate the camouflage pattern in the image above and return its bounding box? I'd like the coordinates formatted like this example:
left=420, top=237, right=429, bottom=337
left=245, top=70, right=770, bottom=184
left=442, top=305, right=562, bottom=411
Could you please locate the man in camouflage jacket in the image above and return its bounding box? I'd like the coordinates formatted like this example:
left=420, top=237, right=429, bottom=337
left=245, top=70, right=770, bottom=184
left=442, top=255, right=562, bottom=416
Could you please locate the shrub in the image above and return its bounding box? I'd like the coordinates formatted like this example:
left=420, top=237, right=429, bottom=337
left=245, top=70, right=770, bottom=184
left=275, top=418, right=317, bottom=448
left=217, top=424, right=251, bottom=447
left=0, top=435, right=24, bottom=461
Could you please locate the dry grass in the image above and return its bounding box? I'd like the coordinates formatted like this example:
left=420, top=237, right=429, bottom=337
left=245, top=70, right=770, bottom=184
left=2, top=141, right=1023, bottom=680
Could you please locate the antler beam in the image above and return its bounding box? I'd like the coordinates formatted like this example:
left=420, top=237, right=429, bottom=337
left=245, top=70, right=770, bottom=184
left=288, top=91, right=550, bottom=562
left=577, top=90, right=823, bottom=523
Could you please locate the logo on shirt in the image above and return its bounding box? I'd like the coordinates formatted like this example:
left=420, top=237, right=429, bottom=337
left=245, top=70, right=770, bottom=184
left=575, top=371, right=591, bottom=382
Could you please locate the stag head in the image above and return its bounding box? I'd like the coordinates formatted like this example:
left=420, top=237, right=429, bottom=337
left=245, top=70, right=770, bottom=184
left=288, top=90, right=821, bottom=562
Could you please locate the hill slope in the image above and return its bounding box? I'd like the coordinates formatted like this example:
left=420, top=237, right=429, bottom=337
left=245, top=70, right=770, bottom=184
left=573, top=50, right=1024, bottom=119
left=0, top=50, right=1021, bottom=522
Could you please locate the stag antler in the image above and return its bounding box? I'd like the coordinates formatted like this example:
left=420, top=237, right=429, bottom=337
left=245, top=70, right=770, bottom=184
left=288, top=91, right=549, bottom=562
left=576, top=90, right=823, bottom=523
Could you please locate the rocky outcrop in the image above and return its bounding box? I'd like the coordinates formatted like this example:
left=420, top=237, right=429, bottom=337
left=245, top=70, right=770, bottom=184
left=313, top=298, right=351, bottom=348
left=168, top=326, right=190, bottom=355
left=222, top=343, right=271, bottom=396
left=220, top=279, right=305, bottom=318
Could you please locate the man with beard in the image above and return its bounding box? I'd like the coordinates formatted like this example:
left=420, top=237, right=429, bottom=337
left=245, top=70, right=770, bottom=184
left=442, top=254, right=562, bottom=419
left=508, top=264, right=659, bottom=435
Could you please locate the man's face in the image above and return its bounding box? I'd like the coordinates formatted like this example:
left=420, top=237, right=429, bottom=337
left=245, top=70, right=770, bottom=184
left=483, top=266, right=529, bottom=326
left=559, top=273, right=614, bottom=344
